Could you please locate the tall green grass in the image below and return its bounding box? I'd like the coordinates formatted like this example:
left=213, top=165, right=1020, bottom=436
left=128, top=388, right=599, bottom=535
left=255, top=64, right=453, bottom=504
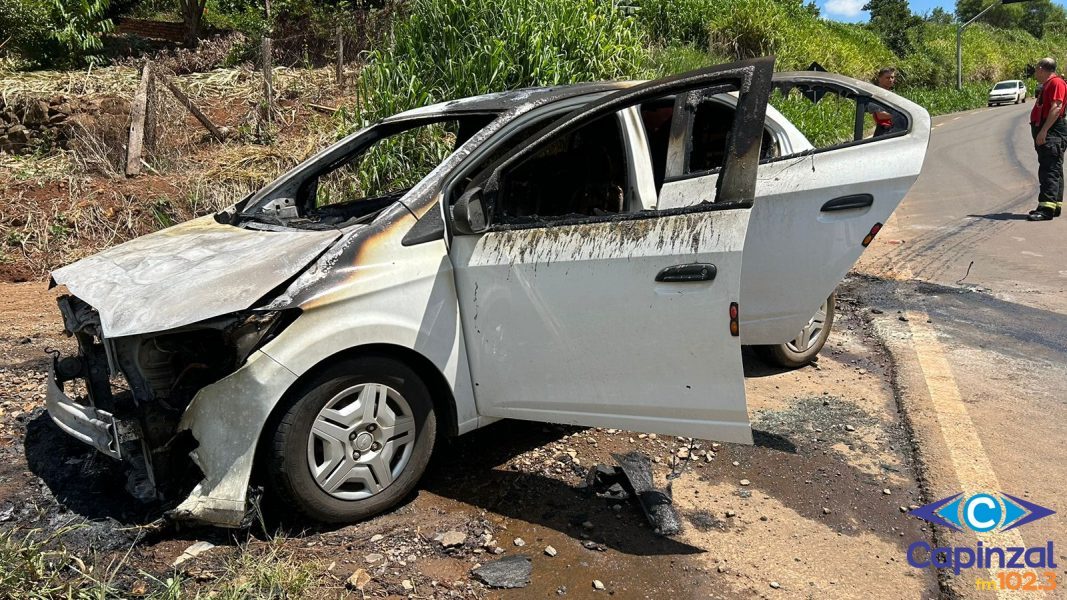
left=771, top=89, right=859, bottom=148
left=355, top=0, right=647, bottom=125
left=346, top=0, right=648, bottom=193
left=897, top=82, right=998, bottom=115
left=633, top=0, right=893, bottom=79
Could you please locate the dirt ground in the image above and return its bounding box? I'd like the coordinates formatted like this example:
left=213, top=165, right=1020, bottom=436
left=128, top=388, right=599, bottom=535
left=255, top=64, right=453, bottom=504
left=0, top=279, right=940, bottom=599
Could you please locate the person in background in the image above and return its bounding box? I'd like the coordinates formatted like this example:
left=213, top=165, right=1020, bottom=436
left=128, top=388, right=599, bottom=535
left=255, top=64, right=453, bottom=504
left=868, top=67, right=898, bottom=136
left=1029, top=57, right=1066, bottom=221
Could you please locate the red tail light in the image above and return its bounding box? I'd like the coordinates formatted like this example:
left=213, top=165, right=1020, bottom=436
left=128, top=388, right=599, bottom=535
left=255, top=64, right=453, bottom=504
left=729, top=302, right=739, bottom=336
left=862, top=222, right=884, bottom=247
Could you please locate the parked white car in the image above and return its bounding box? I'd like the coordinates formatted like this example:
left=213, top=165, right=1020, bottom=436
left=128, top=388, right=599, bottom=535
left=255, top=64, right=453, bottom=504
left=45, top=58, right=930, bottom=526
left=988, top=80, right=1027, bottom=106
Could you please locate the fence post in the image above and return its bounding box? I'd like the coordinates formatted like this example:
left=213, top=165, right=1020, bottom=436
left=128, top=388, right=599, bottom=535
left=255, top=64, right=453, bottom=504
left=125, top=61, right=154, bottom=176
left=158, top=73, right=226, bottom=142
left=261, top=36, right=274, bottom=128
left=335, top=25, right=344, bottom=85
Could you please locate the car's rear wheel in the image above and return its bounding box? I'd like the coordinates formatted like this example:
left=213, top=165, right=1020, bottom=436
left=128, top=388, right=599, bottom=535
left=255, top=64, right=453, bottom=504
left=757, top=293, right=835, bottom=369
left=265, top=356, right=436, bottom=523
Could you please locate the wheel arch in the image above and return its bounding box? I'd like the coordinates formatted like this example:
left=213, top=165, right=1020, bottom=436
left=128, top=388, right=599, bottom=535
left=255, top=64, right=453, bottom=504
left=255, top=343, right=459, bottom=472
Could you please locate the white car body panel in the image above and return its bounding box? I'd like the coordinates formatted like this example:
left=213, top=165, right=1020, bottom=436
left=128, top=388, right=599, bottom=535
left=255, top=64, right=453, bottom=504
left=50, top=216, right=341, bottom=338
left=739, top=75, right=930, bottom=343
left=256, top=209, right=482, bottom=435
left=451, top=209, right=752, bottom=443
left=654, top=75, right=930, bottom=344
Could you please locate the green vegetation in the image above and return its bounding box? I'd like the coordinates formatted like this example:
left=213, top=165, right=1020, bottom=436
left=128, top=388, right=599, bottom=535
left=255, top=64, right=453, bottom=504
left=956, top=0, right=1067, bottom=39
left=0, top=527, right=320, bottom=599
left=771, top=89, right=860, bottom=148
left=3, top=0, right=1065, bottom=113
left=354, top=0, right=646, bottom=124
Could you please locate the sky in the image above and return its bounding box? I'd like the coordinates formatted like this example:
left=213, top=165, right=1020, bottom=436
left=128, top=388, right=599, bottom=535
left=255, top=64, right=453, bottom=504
left=819, top=0, right=1022, bottom=22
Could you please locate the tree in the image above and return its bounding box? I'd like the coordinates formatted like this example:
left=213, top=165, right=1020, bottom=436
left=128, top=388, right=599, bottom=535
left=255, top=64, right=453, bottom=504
left=863, top=0, right=922, bottom=56
left=178, top=0, right=207, bottom=47
left=926, top=6, right=954, bottom=24
left=51, top=0, right=114, bottom=64
left=956, top=0, right=1067, bottom=38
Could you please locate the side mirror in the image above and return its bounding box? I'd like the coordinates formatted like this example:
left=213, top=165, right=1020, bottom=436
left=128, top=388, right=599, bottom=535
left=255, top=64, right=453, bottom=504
left=452, top=186, right=489, bottom=235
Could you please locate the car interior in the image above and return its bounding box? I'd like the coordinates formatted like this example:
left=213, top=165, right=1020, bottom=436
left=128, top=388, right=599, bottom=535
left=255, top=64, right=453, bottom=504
left=490, top=94, right=781, bottom=225
left=495, top=114, right=630, bottom=223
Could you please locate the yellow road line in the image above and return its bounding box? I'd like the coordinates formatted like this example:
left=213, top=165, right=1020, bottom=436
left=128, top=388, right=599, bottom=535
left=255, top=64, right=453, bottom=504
left=905, top=310, right=1041, bottom=599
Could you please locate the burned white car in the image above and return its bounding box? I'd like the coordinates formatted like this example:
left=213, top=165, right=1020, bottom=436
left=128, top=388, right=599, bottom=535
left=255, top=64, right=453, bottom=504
left=46, top=58, right=929, bottom=527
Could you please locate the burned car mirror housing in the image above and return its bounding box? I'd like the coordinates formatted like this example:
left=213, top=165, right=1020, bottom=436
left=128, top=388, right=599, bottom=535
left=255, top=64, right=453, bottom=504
left=452, top=186, right=489, bottom=235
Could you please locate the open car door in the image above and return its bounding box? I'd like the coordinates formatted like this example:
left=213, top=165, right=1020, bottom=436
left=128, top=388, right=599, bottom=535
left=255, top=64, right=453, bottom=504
left=446, top=58, right=775, bottom=442
left=739, top=73, right=931, bottom=344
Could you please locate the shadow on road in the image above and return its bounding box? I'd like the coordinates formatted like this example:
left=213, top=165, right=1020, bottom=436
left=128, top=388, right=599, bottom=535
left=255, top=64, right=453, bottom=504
left=423, top=420, right=706, bottom=557
left=23, top=411, right=159, bottom=525
left=968, top=211, right=1031, bottom=221
left=741, top=346, right=805, bottom=378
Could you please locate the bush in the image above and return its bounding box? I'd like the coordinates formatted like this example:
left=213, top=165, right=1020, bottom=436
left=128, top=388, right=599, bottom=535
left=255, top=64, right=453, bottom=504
left=0, top=0, right=62, bottom=67
left=897, top=83, right=993, bottom=115
left=632, top=0, right=894, bottom=81
left=354, top=0, right=647, bottom=124
left=0, top=0, right=114, bottom=68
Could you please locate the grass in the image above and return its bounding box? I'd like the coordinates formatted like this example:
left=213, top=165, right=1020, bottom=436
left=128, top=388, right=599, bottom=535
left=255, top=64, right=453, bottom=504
left=354, top=0, right=647, bottom=124
left=771, top=89, right=859, bottom=148
left=0, top=527, right=322, bottom=599
left=898, top=82, right=1000, bottom=116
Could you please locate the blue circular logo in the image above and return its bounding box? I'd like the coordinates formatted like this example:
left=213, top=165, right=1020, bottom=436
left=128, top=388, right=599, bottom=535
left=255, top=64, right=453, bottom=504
left=963, top=494, right=1002, bottom=532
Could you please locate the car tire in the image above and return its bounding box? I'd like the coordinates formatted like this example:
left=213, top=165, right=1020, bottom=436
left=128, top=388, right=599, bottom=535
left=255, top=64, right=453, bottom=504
left=757, top=293, right=836, bottom=369
left=265, top=356, right=437, bottom=523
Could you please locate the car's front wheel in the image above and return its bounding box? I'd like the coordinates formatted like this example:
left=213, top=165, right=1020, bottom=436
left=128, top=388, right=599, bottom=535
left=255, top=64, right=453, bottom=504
left=265, top=356, right=436, bottom=523
left=757, top=293, right=835, bottom=369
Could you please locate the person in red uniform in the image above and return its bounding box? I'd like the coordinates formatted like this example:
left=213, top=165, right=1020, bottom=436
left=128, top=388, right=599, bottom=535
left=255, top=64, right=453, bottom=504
left=1029, top=57, right=1066, bottom=221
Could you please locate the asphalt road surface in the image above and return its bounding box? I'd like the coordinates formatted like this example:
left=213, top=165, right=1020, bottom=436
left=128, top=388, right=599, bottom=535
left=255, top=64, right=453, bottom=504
left=855, top=101, right=1067, bottom=598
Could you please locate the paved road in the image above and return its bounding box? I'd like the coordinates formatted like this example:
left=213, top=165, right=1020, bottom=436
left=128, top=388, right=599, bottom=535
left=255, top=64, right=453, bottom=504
left=859, top=101, right=1066, bottom=313
left=854, top=102, right=1067, bottom=598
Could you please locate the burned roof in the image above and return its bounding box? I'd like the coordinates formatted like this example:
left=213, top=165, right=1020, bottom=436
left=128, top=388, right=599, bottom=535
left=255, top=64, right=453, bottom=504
left=382, top=81, right=639, bottom=121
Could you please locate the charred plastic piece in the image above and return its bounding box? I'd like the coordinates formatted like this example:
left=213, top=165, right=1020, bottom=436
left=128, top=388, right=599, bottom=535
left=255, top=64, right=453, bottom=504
left=610, top=451, right=683, bottom=536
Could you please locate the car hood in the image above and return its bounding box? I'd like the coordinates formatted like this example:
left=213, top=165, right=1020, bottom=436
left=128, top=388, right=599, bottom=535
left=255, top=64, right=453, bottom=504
left=50, top=216, right=343, bottom=338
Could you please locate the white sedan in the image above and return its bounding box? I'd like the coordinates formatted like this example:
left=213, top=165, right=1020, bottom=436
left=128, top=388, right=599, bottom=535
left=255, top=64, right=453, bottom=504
left=45, top=57, right=929, bottom=526
left=988, top=80, right=1027, bottom=106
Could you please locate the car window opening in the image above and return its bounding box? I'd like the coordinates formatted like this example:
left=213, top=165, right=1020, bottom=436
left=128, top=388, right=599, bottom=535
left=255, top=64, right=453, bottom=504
left=642, top=95, right=779, bottom=190
left=495, top=113, right=630, bottom=224
left=247, top=115, right=495, bottom=231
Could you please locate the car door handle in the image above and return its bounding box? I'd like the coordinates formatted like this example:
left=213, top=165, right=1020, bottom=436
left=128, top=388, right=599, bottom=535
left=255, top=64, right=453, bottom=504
left=656, top=263, right=717, bottom=282
left=821, top=194, right=873, bottom=212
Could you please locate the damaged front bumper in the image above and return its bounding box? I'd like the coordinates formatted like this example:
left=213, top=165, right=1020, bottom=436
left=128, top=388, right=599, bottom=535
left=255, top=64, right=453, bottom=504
left=45, top=360, right=124, bottom=460
left=45, top=294, right=301, bottom=528
left=171, top=349, right=296, bottom=527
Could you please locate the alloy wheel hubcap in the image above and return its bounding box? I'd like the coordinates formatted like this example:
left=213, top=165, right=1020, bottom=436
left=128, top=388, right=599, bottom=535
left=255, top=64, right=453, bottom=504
left=786, top=297, right=829, bottom=353
left=306, top=383, right=415, bottom=500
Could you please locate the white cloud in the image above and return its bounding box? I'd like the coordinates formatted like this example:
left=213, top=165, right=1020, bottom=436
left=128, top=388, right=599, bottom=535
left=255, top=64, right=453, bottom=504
left=823, top=0, right=866, bottom=19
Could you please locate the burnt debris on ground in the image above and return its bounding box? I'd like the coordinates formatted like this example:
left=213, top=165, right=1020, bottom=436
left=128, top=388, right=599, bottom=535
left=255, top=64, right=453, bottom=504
left=583, top=451, right=683, bottom=536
